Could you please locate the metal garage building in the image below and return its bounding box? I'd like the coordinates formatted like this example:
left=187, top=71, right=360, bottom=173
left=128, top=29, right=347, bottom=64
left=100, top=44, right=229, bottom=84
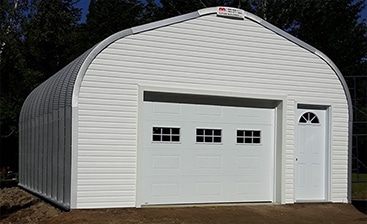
left=19, top=7, right=352, bottom=209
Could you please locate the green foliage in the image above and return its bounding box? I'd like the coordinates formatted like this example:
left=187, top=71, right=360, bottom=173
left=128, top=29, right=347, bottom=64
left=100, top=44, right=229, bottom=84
left=290, top=0, right=367, bottom=76
left=24, top=0, right=82, bottom=77
left=244, top=0, right=367, bottom=76
left=81, top=0, right=145, bottom=50
left=1, top=0, right=82, bottom=130
left=1, top=0, right=82, bottom=169
left=248, top=0, right=302, bottom=30
left=1, top=0, right=29, bottom=134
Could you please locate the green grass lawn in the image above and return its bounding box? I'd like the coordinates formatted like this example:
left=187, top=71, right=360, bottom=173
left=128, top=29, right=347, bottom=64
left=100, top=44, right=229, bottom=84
left=352, top=173, right=367, bottom=200
left=353, top=173, right=367, bottom=181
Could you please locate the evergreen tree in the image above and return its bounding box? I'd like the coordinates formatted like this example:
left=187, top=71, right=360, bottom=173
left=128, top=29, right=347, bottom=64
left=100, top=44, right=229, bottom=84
left=292, top=0, right=367, bottom=76
left=249, top=0, right=367, bottom=76
left=24, top=0, right=82, bottom=78
left=82, top=0, right=144, bottom=48
left=0, top=0, right=82, bottom=170
left=140, top=0, right=162, bottom=23
left=0, top=0, right=30, bottom=169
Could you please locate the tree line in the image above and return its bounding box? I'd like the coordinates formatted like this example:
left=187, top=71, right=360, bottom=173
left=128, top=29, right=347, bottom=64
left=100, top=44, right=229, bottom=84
left=1, top=0, right=366, bottom=170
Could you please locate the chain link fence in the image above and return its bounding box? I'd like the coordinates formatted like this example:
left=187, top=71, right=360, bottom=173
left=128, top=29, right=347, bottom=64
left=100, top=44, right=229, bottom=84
left=345, top=76, right=367, bottom=182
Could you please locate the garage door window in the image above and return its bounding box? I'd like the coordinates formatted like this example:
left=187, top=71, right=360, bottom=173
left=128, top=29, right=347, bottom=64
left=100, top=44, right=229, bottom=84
left=196, top=128, right=222, bottom=143
left=237, top=130, right=261, bottom=144
left=152, top=127, right=180, bottom=142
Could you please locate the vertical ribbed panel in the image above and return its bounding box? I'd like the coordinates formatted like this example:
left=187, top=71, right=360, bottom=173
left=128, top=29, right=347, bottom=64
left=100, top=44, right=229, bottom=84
left=19, top=49, right=93, bottom=209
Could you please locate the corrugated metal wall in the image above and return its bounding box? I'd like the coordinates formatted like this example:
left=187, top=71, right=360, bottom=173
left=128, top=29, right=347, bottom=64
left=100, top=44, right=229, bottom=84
left=75, top=14, right=349, bottom=208
left=19, top=50, right=92, bottom=209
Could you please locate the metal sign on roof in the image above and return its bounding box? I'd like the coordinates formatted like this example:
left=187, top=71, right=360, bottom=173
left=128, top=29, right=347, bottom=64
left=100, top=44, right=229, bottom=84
left=217, top=7, right=245, bottom=19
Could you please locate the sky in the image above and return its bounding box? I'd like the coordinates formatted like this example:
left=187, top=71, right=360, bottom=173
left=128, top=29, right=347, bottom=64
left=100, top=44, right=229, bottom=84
left=75, top=0, right=90, bottom=23
left=75, top=0, right=367, bottom=24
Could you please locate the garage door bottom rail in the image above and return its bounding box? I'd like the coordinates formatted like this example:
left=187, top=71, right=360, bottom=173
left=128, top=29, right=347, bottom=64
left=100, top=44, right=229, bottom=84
left=141, top=201, right=273, bottom=208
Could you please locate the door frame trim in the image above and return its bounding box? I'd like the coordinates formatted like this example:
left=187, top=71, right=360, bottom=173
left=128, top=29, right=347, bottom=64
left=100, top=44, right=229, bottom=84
left=295, top=104, right=331, bottom=202
left=136, top=85, right=287, bottom=206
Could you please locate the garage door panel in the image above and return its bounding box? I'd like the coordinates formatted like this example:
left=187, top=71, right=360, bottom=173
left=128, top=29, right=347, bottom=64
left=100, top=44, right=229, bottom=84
left=195, top=155, right=222, bottom=169
left=195, top=182, right=222, bottom=196
left=236, top=156, right=261, bottom=169
left=152, top=155, right=180, bottom=169
left=195, top=105, right=223, bottom=116
left=145, top=103, right=273, bottom=125
left=147, top=177, right=272, bottom=204
left=152, top=103, right=181, bottom=114
left=140, top=102, right=274, bottom=205
left=230, top=107, right=274, bottom=124
left=152, top=183, right=180, bottom=197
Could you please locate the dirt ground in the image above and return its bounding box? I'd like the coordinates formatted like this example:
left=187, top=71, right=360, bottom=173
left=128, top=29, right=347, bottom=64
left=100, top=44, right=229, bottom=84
left=0, top=187, right=366, bottom=224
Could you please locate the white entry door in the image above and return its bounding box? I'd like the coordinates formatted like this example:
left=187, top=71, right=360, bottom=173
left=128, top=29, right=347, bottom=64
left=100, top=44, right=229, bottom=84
left=295, top=108, right=327, bottom=201
left=139, top=101, right=275, bottom=206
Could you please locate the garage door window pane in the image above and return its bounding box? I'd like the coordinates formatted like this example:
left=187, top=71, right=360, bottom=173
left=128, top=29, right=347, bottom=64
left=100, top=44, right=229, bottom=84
left=253, top=137, right=261, bottom=144
left=196, top=136, right=204, bottom=142
left=196, top=128, right=222, bottom=143
left=153, top=127, right=161, bottom=134
left=196, top=129, right=203, bottom=135
left=172, top=128, right=180, bottom=135
left=214, top=137, right=221, bottom=143
left=152, top=127, right=180, bottom=143
left=245, top=137, right=252, bottom=143
left=172, top=135, right=180, bottom=142
left=153, top=135, right=161, bottom=141
left=253, top=131, right=261, bottom=137
left=237, top=130, right=261, bottom=145
left=162, top=135, right=170, bottom=141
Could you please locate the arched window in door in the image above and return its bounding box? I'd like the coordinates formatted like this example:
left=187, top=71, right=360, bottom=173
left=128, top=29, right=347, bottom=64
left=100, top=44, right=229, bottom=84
left=299, top=112, right=319, bottom=124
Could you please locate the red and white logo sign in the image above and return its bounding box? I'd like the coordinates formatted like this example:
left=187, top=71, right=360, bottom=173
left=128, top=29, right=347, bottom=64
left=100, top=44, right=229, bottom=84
left=218, top=7, right=226, bottom=12
left=217, top=7, right=244, bottom=19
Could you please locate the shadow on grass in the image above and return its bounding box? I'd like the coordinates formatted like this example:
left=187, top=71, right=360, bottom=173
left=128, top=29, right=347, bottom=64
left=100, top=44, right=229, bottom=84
left=352, top=200, right=367, bottom=215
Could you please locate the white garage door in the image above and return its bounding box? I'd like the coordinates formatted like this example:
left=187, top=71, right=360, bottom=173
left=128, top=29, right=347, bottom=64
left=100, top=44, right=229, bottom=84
left=139, top=101, right=275, bottom=206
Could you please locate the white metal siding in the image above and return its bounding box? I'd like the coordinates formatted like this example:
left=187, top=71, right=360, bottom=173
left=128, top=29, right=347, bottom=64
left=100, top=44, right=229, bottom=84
left=76, top=84, right=138, bottom=208
left=76, top=14, right=348, bottom=208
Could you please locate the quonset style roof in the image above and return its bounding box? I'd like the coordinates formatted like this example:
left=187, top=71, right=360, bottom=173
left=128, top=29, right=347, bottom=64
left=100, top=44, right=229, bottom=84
left=20, top=7, right=352, bottom=120
left=19, top=7, right=353, bottom=202
left=19, top=48, right=92, bottom=123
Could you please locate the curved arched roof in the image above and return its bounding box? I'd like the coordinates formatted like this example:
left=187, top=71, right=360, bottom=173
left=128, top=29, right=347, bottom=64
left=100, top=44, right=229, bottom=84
left=20, top=7, right=352, bottom=126
left=19, top=48, right=93, bottom=123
